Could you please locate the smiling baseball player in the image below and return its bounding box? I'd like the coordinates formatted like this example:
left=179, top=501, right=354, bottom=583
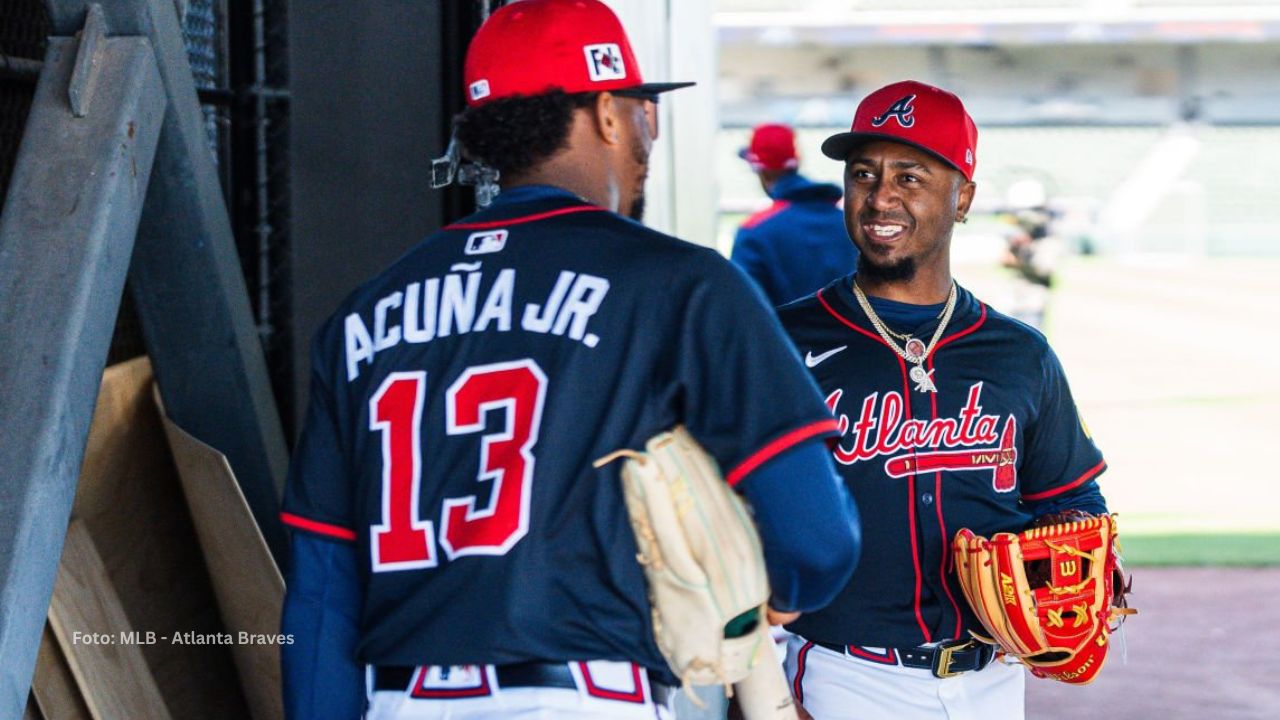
left=775, top=81, right=1112, bottom=719
left=277, top=2, right=861, bottom=719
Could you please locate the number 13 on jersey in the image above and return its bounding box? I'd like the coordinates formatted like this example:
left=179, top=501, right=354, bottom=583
left=368, top=359, right=548, bottom=572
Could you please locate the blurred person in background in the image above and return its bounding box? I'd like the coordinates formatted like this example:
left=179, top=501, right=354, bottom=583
left=997, top=178, right=1065, bottom=328
left=731, top=123, right=858, bottom=306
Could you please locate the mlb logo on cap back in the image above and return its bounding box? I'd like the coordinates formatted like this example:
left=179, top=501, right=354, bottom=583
left=822, top=80, right=978, bottom=180
left=463, top=0, right=694, bottom=107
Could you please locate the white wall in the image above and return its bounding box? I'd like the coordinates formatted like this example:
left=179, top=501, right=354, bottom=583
left=605, top=0, right=721, bottom=249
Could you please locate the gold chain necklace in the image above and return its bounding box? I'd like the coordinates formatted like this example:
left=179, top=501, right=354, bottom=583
left=852, top=280, right=958, bottom=393
left=877, top=303, right=947, bottom=342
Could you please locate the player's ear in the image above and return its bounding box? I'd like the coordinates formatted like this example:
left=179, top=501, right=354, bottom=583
left=591, top=92, right=623, bottom=147
left=955, top=178, right=976, bottom=223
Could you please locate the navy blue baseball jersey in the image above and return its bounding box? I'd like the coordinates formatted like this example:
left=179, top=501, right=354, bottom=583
left=281, top=185, right=840, bottom=674
left=731, top=172, right=858, bottom=307
left=777, top=275, right=1106, bottom=648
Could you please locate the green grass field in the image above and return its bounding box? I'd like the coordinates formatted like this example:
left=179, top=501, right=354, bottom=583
left=975, top=256, right=1280, bottom=566
left=948, top=250, right=1280, bottom=568
left=1120, top=533, right=1280, bottom=566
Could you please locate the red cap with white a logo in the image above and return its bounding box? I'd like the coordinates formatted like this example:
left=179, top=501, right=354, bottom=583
left=821, top=80, right=978, bottom=180
left=463, top=0, right=694, bottom=107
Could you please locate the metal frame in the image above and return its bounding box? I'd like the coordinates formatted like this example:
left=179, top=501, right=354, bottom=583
left=0, top=1, right=290, bottom=713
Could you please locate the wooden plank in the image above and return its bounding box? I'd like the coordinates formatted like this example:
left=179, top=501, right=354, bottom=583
left=32, top=626, right=91, bottom=720
left=73, top=356, right=250, bottom=719
left=24, top=693, right=43, bottom=720
left=47, top=521, right=171, bottom=719
left=158, top=391, right=286, bottom=720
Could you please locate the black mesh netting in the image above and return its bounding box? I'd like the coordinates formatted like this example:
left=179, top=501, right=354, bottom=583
left=1, top=1, right=293, bottom=431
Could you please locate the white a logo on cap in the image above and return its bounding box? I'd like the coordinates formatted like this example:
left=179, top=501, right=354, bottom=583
left=584, top=44, right=626, bottom=82
left=469, top=79, right=491, bottom=101
left=871, top=95, right=916, bottom=128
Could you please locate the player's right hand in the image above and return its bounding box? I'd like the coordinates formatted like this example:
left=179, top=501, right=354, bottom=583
left=766, top=606, right=800, bottom=626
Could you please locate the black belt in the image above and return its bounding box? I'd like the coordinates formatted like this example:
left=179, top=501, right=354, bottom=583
left=814, top=639, right=996, bottom=678
left=374, top=662, right=672, bottom=705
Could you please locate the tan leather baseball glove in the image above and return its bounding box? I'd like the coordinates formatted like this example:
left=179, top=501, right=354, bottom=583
left=595, top=426, right=796, bottom=719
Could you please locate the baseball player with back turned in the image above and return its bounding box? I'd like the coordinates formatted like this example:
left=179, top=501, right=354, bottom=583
left=277, top=2, right=862, bottom=718
left=776, top=81, right=1110, bottom=719
left=731, top=123, right=858, bottom=307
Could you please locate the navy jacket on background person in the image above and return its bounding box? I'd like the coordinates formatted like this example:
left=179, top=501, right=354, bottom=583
left=731, top=172, right=858, bottom=307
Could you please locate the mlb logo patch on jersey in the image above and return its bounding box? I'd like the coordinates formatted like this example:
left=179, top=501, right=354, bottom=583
left=465, top=229, right=508, bottom=255
left=584, top=43, right=626, bottom=82
left=469, top=79, right=491, bottom=101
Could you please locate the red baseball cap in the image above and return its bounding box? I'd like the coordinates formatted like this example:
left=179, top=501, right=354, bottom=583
left=739, top=123, right=799, bottom=171
left=464, top=0, right=694, bottom=107
left=821, top=80, right=978, bottom=180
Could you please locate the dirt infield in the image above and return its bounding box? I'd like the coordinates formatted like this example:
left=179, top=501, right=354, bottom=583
left=1025, top=567, right=1280, bottom=719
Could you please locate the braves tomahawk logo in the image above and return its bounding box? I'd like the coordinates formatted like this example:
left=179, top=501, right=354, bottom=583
left=826, top=382, right=1017, bottom=492
left=871, top=94, right=916, bottom=128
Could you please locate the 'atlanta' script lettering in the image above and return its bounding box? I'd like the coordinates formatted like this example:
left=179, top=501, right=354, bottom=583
left=826, top=382, right=1001, bottom=465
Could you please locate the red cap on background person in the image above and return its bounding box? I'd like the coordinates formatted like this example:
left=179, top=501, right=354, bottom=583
left=821, top=80, right=978, bottom=180
left=739, top=123, right=800, bottom=172
left=464, top=0, right=695, bottom=107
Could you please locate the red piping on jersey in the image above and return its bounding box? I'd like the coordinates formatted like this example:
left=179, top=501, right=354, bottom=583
left=577, top=662, right=646, bottom=704
left=932, top=302, right=988, bottom=353
left=817, top=290, right=890, bottom=348
left=935, top=469, right=963, bottom=639
left=792, top=641, right=813, bottom=704
left=280, top=512, right=357, bottom=541
left=726, top=419, right=841, bottom=487
left=740, top=201, right=791, bottom=230
left=847, top=645, right=898, bottom=665
left=900, top=359, right=930, bottom=643
left=444, top=205, right=604, bottom=230
left=1021, top=460, right=1107, bottom=501
left=927, top=364, right=965, bottom=641
left=818, top=287, right=931, bottom=641
left=926, top=304, right=987, bottom=639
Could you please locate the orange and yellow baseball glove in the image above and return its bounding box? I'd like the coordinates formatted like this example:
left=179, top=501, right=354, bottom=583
left=952, top=512, right=1135, bottom=684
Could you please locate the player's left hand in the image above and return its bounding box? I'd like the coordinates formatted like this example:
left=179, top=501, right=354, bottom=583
left=766, top=606, right=800, bottom=626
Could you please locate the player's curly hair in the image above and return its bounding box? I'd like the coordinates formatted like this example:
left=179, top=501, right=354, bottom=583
left=453, top=90, right=599, bottom=178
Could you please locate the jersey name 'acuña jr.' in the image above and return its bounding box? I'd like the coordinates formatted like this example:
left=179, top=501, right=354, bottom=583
left=281, top=186, right=839, bottom=677
left=778, top=276, right=1105, bottom=648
